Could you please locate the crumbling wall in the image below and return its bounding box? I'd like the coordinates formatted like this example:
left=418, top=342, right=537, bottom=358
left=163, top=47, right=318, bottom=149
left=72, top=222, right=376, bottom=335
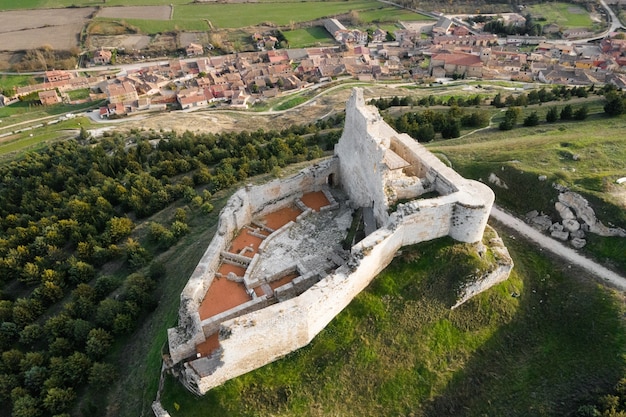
left=334, top=90, right=393, bottom=224
left=169, top=158, right=338, bottom=364
left=168, top=88, right=503, bottom=396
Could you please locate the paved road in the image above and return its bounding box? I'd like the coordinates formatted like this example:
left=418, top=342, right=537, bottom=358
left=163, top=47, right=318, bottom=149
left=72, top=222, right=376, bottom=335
left=490, top=206, right=626, bottom=291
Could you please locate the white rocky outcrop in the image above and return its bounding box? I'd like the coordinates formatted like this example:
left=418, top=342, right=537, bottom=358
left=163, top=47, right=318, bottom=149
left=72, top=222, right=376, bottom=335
left=488, top=172, right=509, bottom=189
left=557, top=191, right=625, bottom=237
left=452, top=229, right=514, bottom=309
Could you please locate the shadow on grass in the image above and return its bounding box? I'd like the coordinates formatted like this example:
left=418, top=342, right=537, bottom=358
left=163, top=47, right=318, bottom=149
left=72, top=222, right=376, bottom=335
left=159, top=231, right=626, bottom=417
left=425, top=234, right=626, bottom=416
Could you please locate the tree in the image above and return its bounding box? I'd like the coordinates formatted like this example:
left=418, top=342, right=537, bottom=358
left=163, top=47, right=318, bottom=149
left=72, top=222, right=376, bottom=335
left=124, top=238, right=151, bottom=269
left=95, top=298, right=123, bottom=329
left=499, top=107, right=521, bottom=131
left=170, top=220, right=189, bottom=239
left=24, top=366, right=48, bottom=394
left=440, top=119, right=461, bottom=139
left=85, top=328, right=113, bottom=359
left=546, top=106, right=559, bottom=123
left=148, top=222, right=174, bottom=246
left=415, top=124, right=435, bottom=142
left=574, top=106, right=588, bottom=120
left=88, top=362, right=117, bottom=388
left=560, top=104, right=573, bottom=120
left=12, top=392, right=41, bottom=417
left=42, top=387, right=75, bottom=415
left=201, top=202, right=214, bottom=214
left=13, top=298, right=43, bottom=327
left=19, top=324, right=43, bottom=347
left=491, top=92, right=504, bottom=108
left=48, top=338, right=72, bottom=357
left=604, top=92, right=625, bottom=116
left=523, top=111, right=539, bottom=126
left=58, top=352, right=91, bottom=387
left=105, top=217, right=135, bottom=243
left=112, top=313, right=134, bottom=335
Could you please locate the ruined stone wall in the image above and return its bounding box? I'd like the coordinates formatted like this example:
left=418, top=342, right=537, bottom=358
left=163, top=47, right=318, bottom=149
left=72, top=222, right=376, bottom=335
left=168, top=159, right=338, bottom=365
left=250, top=159, right=338, bottom=219
left=183, top=226, right=406, bottom=394
left=169, top=88, right=501, bottom=396
left=334, top=90, right=393, bottom=224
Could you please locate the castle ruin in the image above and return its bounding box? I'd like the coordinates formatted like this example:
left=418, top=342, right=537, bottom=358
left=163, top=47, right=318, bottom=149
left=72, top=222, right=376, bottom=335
left=165, top=88, right=511, bottom=395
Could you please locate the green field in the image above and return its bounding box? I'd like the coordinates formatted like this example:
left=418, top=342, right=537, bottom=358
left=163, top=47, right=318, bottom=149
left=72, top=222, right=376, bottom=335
left=527, top=2, right=594, bottom=28
left=89, top=0, right=391, bottom=34
left=173, top=0, right=380, bottom=29
left=0, top=74, right=38, bottom=94
left=358, top=6, right=432, bottom=23
left=284, top=27, right=333, bottom=48
left=0, top=117, right=86, bottom=160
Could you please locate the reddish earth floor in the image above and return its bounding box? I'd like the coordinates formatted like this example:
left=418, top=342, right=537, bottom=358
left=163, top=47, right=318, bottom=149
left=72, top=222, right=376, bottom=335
left=301, top=191, right=330, bottom=211
left=199, top=276, right=250, bottom=320
left=270, top=273, right=299, bottom=290
left=217, top=263, right=246, bottom=277
left=229, top=228, right=265, bottom=258
left=253, top=286, right=264, bottom=297
left=197, top=201, right=316, bottom=353
left=196, top=332, right=220, bottom=356
left=253, top=273, right=300, bottom=297
left=263, top=206, right=302, bottom=230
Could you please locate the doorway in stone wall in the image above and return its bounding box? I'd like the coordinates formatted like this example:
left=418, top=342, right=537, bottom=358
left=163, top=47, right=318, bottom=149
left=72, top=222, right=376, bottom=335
left=327, top=173, right=335, bottom=187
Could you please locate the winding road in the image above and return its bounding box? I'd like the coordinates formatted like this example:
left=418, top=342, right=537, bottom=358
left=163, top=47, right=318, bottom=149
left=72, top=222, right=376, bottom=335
left=490, top=206, right=626, bottom=291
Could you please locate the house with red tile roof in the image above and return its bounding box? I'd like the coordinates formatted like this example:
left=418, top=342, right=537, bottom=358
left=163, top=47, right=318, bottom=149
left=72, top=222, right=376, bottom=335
left=106, top=81, right=138, bottom=104
left=94, top=49, right=112, bottom=65
left=430, top=52, right=483, bottom=78
left=38, top=90, right=61, bottom=106
left=186, top=43, right=204, bottom=57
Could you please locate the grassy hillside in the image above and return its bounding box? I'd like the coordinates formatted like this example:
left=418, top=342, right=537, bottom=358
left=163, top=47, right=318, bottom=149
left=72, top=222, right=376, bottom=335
left=427, top=112, right=626, bottom=273
left=158, top=232, right=626, bottom=417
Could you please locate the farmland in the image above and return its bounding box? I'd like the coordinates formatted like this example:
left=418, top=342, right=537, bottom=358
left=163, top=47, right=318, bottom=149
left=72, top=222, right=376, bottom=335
left=284, top=27, right=333, bottom=48
left=171, top=0, right=386, bottom=29
left=97, top=5, right=171, bottom=20
left=0, top=8, right=94, bottom=51
left=527, top=2, right=594, bottom=28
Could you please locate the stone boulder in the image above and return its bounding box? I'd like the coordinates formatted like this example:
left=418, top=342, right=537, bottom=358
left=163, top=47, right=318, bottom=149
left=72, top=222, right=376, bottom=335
left=558, top=191, right=596, bottom=225
left=558, top=191, right=626, bottom=237
left=562, top=218, right=580, bottom=232
left=570, top=237, right=586, bottom=248
left=525, top=210, right=539, bottom=219
left=549, top=222, right=564, bottom=232
left=529, top=214, right=553, bottom=231
left=555, top=201, right=575, bottom=220
left=551, top=229, right=569, bottom=241
left=488, top=173, right=509, bottom=189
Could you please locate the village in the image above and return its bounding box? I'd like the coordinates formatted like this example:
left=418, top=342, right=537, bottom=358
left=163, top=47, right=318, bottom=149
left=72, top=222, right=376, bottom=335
left=6, top=13, right=626, bottom=118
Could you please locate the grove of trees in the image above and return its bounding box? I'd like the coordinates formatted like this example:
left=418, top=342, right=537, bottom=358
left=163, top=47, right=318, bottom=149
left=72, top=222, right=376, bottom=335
left=0, top=115, right=344, bottom=416
left=386, top=106, right=490, bottom=141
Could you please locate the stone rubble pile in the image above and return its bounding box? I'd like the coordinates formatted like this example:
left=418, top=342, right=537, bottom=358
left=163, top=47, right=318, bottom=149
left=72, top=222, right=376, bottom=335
left=526, top=187, right=626, bottom=249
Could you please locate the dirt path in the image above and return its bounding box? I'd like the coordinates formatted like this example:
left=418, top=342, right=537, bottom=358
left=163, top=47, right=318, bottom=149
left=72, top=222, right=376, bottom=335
left=490, top=205, right=626, bottom=291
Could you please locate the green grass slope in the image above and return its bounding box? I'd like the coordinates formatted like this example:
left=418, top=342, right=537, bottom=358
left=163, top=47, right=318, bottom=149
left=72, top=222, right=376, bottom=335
left=428, top=113, right=626, bottom=273
left=158, top=233, right=625, bottom=417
